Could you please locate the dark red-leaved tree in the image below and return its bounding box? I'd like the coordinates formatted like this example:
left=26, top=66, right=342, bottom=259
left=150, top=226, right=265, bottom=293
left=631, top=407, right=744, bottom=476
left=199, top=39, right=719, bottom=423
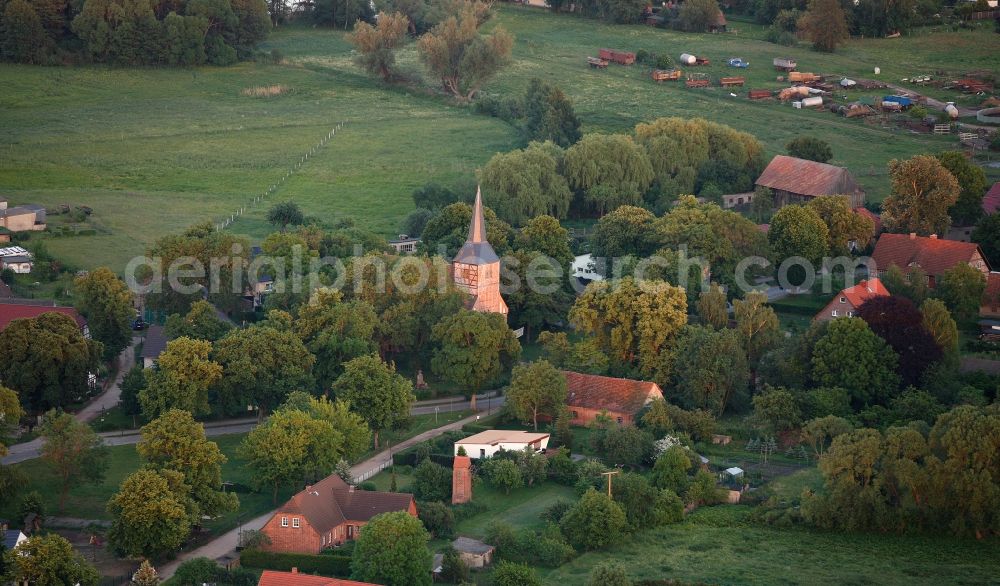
left=856, top=296, right=942, bottom=389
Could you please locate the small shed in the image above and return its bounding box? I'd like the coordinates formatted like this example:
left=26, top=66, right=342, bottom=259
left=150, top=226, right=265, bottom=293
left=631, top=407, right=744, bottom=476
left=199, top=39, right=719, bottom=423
left=724, top=467, right=744, bottom=478
left=141, top=325, right=169, bottom=368
left=452, top=536, right=495, bottom=569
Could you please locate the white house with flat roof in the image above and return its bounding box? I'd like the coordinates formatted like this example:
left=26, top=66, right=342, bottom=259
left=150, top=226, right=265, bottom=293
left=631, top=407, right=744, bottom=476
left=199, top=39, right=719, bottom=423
left=454, top=430, right=550, bottom=459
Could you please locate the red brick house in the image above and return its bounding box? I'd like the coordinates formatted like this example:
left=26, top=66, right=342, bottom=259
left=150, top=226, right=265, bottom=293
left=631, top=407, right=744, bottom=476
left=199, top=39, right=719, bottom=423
left=0, top=302, right=89, bottom=337
left=814, top=278, right=890, bottom=321
left=870, top=233, right=990, bottom=288
left=563, top=371, right=664, bottom=426
left=258, top=570, right=377, bottom=586
left=260, top=474, right=417, bottom=554
left=980, top=272, right=1000, bottom=318
left=755, top=155, right=866, bottom=208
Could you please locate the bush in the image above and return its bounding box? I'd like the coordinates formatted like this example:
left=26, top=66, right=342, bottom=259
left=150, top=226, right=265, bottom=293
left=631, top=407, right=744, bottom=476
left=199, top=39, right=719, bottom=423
left=174, top=558, right=258, bottom=586
left=358, top=481, right=377, bottom=491
left=413, top=458, right=452, bottom=501
left=541, top=500, right=573, bottom=523
left=473, top=94, right=523, bottom=123
left=417, top=501, right=454, bottom=538
left=654, top=54, right=674, bottom=69
left=240, top=550, right=352, bottom=576
left=765, top=28, right=797, bottom=45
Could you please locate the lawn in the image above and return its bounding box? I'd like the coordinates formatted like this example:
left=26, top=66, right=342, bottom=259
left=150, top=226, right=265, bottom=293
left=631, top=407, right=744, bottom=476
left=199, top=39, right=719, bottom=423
left=539, top=506, right=1000, bottom=585
left=2, top=10, right=996, bottom=272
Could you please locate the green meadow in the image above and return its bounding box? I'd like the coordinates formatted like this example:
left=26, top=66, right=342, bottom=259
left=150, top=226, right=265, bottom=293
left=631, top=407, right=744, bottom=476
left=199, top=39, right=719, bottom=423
left=1, top=7, right=997, bottom=272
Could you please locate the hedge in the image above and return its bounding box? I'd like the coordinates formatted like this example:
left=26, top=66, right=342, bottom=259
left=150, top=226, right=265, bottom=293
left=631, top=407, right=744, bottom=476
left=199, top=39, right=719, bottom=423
left=239, top=550, right=352, bottom=576
left=392, top=451, right=454, bottom=467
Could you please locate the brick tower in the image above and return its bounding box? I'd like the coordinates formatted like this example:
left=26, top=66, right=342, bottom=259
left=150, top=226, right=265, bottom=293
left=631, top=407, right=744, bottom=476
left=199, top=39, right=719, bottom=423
left=452, top=455, right=472, bottom=504
left=452, top=187, right=508, bottom=319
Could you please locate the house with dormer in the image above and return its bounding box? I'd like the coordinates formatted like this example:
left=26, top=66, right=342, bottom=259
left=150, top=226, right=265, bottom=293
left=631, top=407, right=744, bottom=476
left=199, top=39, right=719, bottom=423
left=870, top=233, right=989, bottom=288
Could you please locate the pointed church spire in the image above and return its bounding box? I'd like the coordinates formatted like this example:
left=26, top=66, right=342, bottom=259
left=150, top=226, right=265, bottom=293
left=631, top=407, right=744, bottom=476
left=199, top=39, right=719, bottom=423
left=468, top=186, right=486, bottom=243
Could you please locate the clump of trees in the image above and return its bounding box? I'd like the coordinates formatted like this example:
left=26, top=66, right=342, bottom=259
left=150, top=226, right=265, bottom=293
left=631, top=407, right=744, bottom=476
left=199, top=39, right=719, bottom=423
left=797, top=0, right=849, bottom=52
left=0, top=0, right=269, bottom=64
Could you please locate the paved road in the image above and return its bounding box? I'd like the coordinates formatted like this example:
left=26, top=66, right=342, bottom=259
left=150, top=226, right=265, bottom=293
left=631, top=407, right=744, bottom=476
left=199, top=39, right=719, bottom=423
left=2, top=392, right=501, bottom=465
left=76, top=336, right=140, bottom=423
left=156, top=410, right=485, bottom=580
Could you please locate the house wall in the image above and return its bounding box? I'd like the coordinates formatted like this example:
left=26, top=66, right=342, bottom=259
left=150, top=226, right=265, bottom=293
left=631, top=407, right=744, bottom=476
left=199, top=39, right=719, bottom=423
left=459, top=551, right=493, bottom=569
left=2, top=213, right=38, bottom=232
left=567, top=406, right=631, bottom=426
left=815, top=297, right=858, bottom=321
left=260, top=514, right=323, bottom=554
left=454, top=438, right=550, bottom=459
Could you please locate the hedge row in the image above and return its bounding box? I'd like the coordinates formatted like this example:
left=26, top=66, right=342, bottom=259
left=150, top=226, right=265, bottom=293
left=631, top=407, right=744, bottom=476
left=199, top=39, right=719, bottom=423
left=239, top=550, right=351, bottom=576
left=391, top=452, right=454, bottom=467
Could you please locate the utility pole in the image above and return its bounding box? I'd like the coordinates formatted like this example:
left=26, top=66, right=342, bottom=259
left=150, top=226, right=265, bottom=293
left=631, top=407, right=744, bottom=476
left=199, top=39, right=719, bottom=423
left=601, top=470, right=620, bottom=498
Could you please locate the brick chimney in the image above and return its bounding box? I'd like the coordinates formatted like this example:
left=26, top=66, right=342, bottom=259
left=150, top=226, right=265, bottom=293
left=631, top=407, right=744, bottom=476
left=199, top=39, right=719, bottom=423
left=909, top=233, right=917, bottom=239
left=452, top=456, right=472, bottom=505
left=929, top=234, right=938, bottom=239
left=291, top=568, right=298, bottom=574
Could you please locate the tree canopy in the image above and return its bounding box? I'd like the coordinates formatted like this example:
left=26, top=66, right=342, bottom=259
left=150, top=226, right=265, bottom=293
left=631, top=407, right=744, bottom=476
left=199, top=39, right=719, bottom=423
left=506, top=360, right=567, bottom=430
left=417, top=5, right=513, bottom=100
left=882, top=155, right=960, bottom=236
left=351, top=511, right=432, bottom=586
left=479, top=141, right=572, bottom=225
left=140, top=337, right=222, bottom=419
left=431, top=310, right=520, bottom=410
left=332, top=354, right=414, bottom=448
left=563, top=134, right=654, bottom=215
left=74, top=267, right=134, bottom=360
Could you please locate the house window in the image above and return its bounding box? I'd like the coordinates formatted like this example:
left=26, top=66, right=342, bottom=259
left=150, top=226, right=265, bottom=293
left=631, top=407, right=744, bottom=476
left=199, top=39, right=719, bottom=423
left=480, top=449, right=486, bottom=458
left=840, top=297, right=846, bottom=303
left=348, top=525, right=355, bottom=539
left=292, top=518, right=300, bottom=528
left=616, top=417, right=624, bottom=424
left=280, top=517, right=288, bottom=527
left=322, top=536, right=326, bottom=546
left=572, top=411, right=579, bottom=418
left=847, top=311, right=854, bottom=317
left=832, top=310, right=838, bottom=317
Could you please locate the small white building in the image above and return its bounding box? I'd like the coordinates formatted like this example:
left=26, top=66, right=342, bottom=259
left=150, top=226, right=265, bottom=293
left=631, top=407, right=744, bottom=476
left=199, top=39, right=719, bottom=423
left=454, top=430, right=550, bottom=459
left=3, top=529, right=27, bottom=551
left=571, top=254, right=604, bottom=282
left=0, top=246, right=33, bottom=274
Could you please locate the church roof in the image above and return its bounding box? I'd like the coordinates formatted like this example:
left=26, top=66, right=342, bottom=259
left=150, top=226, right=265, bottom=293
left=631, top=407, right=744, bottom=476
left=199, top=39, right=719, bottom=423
left=454, top=187, right=499, bottom=265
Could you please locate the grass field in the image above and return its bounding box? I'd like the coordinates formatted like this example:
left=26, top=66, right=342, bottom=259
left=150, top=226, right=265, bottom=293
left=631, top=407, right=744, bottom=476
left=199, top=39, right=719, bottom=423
left=1, top=8, right=997, bottom=272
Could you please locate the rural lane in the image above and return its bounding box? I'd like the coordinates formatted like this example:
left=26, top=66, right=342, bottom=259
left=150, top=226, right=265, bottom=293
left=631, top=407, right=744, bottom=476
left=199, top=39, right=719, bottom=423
left=156, top=410, right=487, bottom=580
left=2, top=392, right=502, bottom=465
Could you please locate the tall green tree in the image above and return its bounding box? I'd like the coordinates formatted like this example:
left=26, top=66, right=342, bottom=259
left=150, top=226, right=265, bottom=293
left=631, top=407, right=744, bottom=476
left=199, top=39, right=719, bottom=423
left=563, top=134, right=654, bottom=215
left=0, top=312, right=102, bottom=413
left=920, top=298, right=959, bottom=358
left=164, top=300, right=232, bottom=342
left=786, top=136, right=833, bottom=163
left=347, top=11, right=409, bottom=81
left=806, top=195, right=875, bottom=255
left=938, top=151, right=988, bottom=226
left=0, top=0, right=49, bottom=63
left=972, top=212, right=1000, bottom=267
left=734, top=289, right=780, bottom=385
left=672, top=326, right=749, bottom=416
left=797, top=0, right=849, bottom=52
left=506, top=360, right=567, bottom=430
left=768, top=205, right=829, bottom=280
left=431, top=310, right=520, bottom=411
left=811, top=317, right=899, bottom=405
left=2, top=533, right=99, bottom=586
left=559, top=488, right=629, bottom=550
left=882, top=155, right=960, bottom=236
left=493, top=561, right=542, bottom=586
left=936, top=263, right=987, bottom=322
left=0, top=385, right=24, bottom=457
left=39, top=411, right=109, bottom=512
left=479, top=141, right=572, bottom=225
left=137, top=409, right=238, bottom=518
left=589, top=205, right=660, bottom=258
left=294, top=289, right=377, bottom=389
left=677, top=0, right=721, bottom=31
left=351, top=511, right=432, bottom=586
left=696, top=283, right=728, bottom=330
left=279, top=391, right=371, bottom=461
left=523, top=78, right=582, bottom=147
left=332, top=354, right=414, bottom=448
left=107, top=469, right=193, bottom=559
left=417, top=6, right=513, bottom=100
left=516, top=214, right=574, bottom=271
left=140, top=337, right=222, bottom=419
left=74, top=267, right=134, bottom=360
left=214, top=318, right=316, bottom=416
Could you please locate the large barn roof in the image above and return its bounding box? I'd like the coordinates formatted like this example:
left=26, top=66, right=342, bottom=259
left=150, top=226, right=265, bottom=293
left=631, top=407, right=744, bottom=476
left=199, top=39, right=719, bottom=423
left=756, top=155, right=861, bottom=197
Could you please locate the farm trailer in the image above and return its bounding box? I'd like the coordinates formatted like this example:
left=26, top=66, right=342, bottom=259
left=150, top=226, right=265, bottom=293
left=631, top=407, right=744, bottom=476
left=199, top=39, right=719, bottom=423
left=587, top=57, right=609, bottom=68
left=598, top=48, right=636, bottom=65
left=773, top=57, right=796, bottom=71
left=720, top=77, right=746, bottom=87
left=651, top=69, right=682, bottom=82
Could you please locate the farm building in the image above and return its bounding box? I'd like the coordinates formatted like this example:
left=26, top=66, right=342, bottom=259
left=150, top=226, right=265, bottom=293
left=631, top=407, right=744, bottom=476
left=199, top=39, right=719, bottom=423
left=983, top=182, right=1000, bottom=215
left=980, top=272, right=1000, bottom=319
left=259, top=473, right=416, bottom=554
left=572, top=253, right=604, bottom=282
left=722, top=192, right=755, bottom=209
left=454, top=430, right=550, bottom=459
left=563, top=371, right=664, bottom=426
left=0, top=201, right=45, bottom=232
left=814, top=278, right=890, bottom=321
left=871, top=233, right=990, bottom=288
left=257, top=570, right=377, bottom=586
left=0, top=302, right=89, bottom=336
left=755, top=155, right=866, bottom=208
left=0, top=246, right=33, bottom=274
left=452, top=536, right=496, bottom=569
left=388, top=234, right=420, bottom=254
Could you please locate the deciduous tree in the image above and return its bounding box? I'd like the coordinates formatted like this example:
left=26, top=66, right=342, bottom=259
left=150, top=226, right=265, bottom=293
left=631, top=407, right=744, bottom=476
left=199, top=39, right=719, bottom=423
left=806, top=195, right=875, bottom=255
left=696, top=283, right=728, bottom=329
left=882, top=155, right=960, bottom=236
left=938, top=151, right=988, bottom=226
left=3, top=533, right=99, bottom=586
left=74, top=267, right=134, bottom=360
left=920, top=298, right=959, bottom=358
left=936, top=262, right=987, bottom=322
left=786, top=136, right=833, bottom=162
left=348, top=11, right=409, bottom=81
left=137, top=409, right=238, bottom=518
left=559, top=488, right=628, bottom=550
left=0, top=0, right=49, bottom=63
left=589, top=563, right=632, bottom=586
left=140, top=337, right=222, bottom=419
left=811, top=317, right=899, bottom=406
left=672, top=326, right=749, bottom=416
left=431, top=310, right=520, bottom=411
left=589, top=205, right=660, bottom=258
left=294, top=289, right=378, bottom=388
left=797, top=0, right=849, bottom=52
left=677, top=0, right=721, bottom=31
left=351, top=511, right=432, bottom=586
left=506, top=360, right=567, bottom=430
left=332, top=354, right=414, bottom=448
left=40, top=411, right=108, bottom=512
left=266, top=201, right=304, bottom=231
left=768, top=205, right=829, bottom=273
left=856, top=295, right=942, bottom=386
left=563, top=134, right=654, bottom=215
left=417, top=6, right=512, bottom=100
left=493, top=561, right=542, bottom=586
left=484, top=458, right=522, bottom=494
left=279, top=391, right=371, bottom=461
left=479, top=141, right=572, bottom=225
left=164, top=300, right=232, bottom=342
left=107, top=469, right=193, bottom=559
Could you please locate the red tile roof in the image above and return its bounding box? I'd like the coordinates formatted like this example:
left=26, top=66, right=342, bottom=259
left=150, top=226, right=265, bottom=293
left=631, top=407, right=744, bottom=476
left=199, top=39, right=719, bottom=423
left=871, top=233, right=988, bottom=276
left=275, top=474, right=414, bottom=535
left=258, top=570, right=376, bottom=586
left=0, top=303, right=86, bottom=332
left=983, top=182, right=1000, bottom=215
left=839, top=278, right=890, bottom=306
left=756, top=155, right=863, bottom=198
left=984, top=272, right=1000, bottom=312
left=563, top=371, right=663, bottom=415
left=853, top=207, right=881, bottom=235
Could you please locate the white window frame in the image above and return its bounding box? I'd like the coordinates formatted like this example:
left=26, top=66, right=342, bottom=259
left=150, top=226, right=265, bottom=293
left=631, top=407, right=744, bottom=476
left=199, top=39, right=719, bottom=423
left=280, top=517, right=288, bottom=527
left=832, top=310, right=838, bottom=317
left=292, top=517, right=300, bottom=528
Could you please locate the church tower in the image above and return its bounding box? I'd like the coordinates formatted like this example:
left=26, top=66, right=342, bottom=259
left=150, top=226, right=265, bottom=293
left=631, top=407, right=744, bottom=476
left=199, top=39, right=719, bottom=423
left=452, top=188, right=508, bottom=319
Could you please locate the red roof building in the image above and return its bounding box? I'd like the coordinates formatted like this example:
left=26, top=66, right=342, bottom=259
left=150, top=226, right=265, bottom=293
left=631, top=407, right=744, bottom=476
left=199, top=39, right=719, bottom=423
left=0, top=303, right=88, bottom=335
left=451, top=187, right=507, bottom=318
left=563, top=371, right=664, bottom=426
left=260, top=473, right=417, bottom=555
left=871, top=233, right=990, bottom=287
left=983, top=182, right=1000, bottom=215
left=981, top=272, right=1000, bottom=318
left=815, top=278, right=890, bottom=321
left=258, top=570, right=377, bottom=586
left=756, top=155, right=866, bottom=208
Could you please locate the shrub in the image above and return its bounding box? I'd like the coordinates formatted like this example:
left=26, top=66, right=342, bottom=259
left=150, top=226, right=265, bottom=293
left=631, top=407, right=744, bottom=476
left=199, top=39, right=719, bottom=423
left=541, top=500, right=573, bottom=523
left=358, top=481, right=377, bottom=491
left=413, top=458, right=452, bottom=501
left=417, top=501, right=454, bottom=538
left=240, top=550, right=352, bottom=576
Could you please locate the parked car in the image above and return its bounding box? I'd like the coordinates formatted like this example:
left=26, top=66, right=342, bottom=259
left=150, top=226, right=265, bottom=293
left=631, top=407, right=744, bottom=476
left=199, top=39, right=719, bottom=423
left=132, top=317, right=146, bottom=331
left=727, top=58, right=749, bottom=68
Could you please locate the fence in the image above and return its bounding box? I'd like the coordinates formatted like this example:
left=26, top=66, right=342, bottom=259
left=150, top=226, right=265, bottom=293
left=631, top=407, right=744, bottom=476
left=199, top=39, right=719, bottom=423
left=352, top=458, right=392, bottom=484
left=965, top=9, right=1000, bottom=20
left=933, top=124, right=951, bottom=134
left=216, top=121, right=347, bottom=232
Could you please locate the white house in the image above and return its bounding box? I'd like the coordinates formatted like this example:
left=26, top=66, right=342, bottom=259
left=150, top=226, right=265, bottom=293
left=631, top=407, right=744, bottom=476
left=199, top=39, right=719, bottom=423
left=3, top=529, right=27, bottom=551
left=571, top=254, right=604, bottom=282
left=454, top=430, right=550, bottom=459
left=0, top=246, right=33, bottom=274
